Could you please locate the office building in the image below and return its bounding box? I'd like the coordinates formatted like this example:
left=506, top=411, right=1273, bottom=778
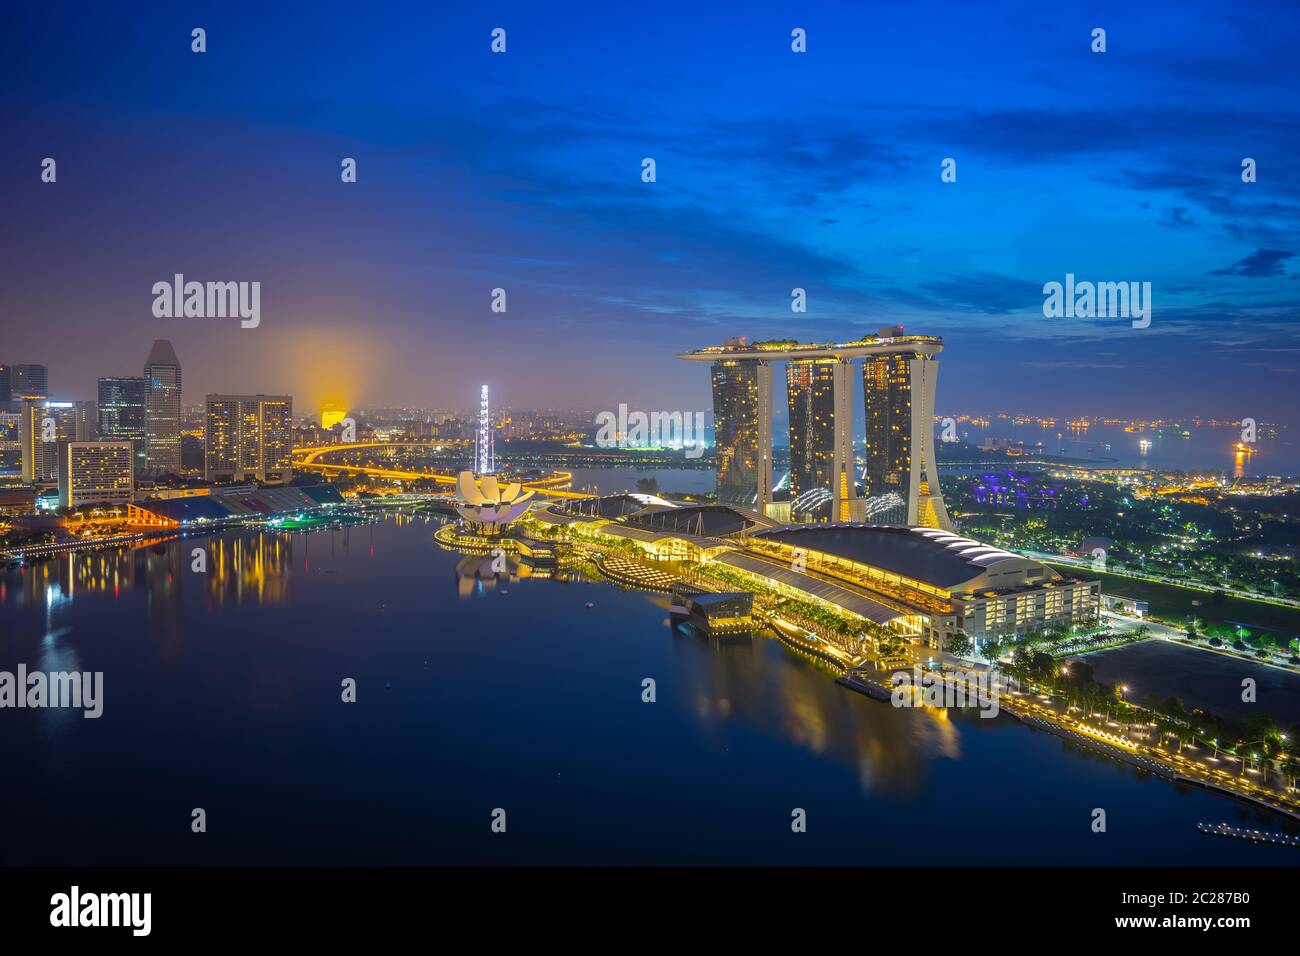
left=59, top=441, right=134, bottom=509
left=98, top=376, right=148, bottom=470
left=11, top=364, right=49, bottom=400
left=144, top=339, right=182, bottom=474
left=205, top=394, right=294, bottom=483
left=73, top=400, right=97, bottom=441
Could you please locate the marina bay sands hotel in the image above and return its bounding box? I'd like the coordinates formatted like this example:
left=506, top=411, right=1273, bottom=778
left=678, top=327, right=952, bottom=531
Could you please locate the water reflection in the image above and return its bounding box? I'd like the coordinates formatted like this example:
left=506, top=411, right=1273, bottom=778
left=669, top=616, right=964, bottom=798
left=3, top=530, right=306, bottom=610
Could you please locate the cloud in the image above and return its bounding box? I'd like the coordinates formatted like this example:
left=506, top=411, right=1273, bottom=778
left=1209, top=249, right=1295, bottom=277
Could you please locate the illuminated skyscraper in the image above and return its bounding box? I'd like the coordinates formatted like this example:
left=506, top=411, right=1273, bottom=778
left=205, top=394, right=294, bottom=483
left=681, top=330, right=951, bottom=529
left=18, top=398, right=76, bottom=483
left=144, top=340, right=182, bottom=474
left=862, top=342, right=950, bottom=529
left=98, top=376, right=148, bottom=471
left=786, top=361, right=834, bottom=502
left=710, top=358, right=771, bottom=508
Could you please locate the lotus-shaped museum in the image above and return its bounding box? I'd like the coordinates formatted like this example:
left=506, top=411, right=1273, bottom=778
left=453, top=471, right=535, bottom=532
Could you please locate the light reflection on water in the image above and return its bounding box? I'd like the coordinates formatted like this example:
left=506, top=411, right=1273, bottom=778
left=0, top=513, right=1294, bottom=865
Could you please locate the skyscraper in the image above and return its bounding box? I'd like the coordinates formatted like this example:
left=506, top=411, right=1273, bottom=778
left=681, top=331, right=950, bottom=529
left=59, top=441, right=134, bottom=508
left=98, top=376, right=148, bottom=471
left=710, top=358, right=772, bottom=508
left=73, top=400, right=97, bottom=442
left=862, top=342, right=950, bottom=529
left=10, top=364, right=49, bottom=400
left=144, top=340, right=182, bottom=474
left=785, top=360, right=835, bottom=503
left=0, top=366, right=10, bottom=406
left=204, top=394, right=294, bottom=483
left=19, top=399, right=76, bottom=483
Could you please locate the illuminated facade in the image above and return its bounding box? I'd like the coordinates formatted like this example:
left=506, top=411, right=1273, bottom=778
left=18, top=398, right=76, bottom=483
left=786, top=358, right=855, bottom=521
left=59, top=441, right=134, bottom=508
left=321, top=404, right=347, bottom=429
left=741, top=524, right=1100, bottom=647
left=454, top=471, right=534, bottom=533
left=710, top=357, right=772, bottom=507
left=476, top=385, right=495, bottom=475
left=97, top=376, right=148, bottom=471
left=862, top=348, right=950, bottom=528
left=205, top=394, right=294, bottom=483
left=682, top=330, right=951, bottom=529
left=144, top=339, right=182, bottom=474
left=786, top=361, right=834, bottom=502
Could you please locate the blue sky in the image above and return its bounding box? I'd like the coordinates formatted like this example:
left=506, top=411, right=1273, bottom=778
left=2, top=1, right=1297, bottom=423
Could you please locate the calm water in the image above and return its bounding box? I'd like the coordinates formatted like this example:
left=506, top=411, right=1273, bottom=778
left=1, top=516, right=1296, bottom=866
left=954, top=422, right=1298, bottom=477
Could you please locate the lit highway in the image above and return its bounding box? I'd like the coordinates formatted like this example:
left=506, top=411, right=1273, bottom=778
left=292, top=442, right=592, bottom=499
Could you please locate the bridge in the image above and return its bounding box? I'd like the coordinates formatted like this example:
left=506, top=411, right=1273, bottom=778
left=292, top=442, right=592, bottom=499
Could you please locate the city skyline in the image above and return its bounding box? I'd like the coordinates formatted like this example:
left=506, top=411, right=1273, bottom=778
left=2, top=1, right=1297, bottom=423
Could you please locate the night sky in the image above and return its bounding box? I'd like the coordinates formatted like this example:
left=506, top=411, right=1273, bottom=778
left=2, top=1, right=1297, bottom=424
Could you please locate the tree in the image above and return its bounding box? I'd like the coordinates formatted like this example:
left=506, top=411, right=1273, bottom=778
left=635, top=477, right=659, bottom=495
left=947, top=633, right=973, bottom=657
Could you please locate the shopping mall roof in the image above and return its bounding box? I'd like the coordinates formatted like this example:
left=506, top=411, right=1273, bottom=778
left=753, top=524, right=1042, bottom=591
left=621, top=503, right=773, bottom=538
left=551, top=494, right=674, bottom=522
left=714, top=551, right=907, bottom=625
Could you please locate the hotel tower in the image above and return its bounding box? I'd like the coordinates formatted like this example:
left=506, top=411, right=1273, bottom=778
left=680, top=328, right=951, bottom=530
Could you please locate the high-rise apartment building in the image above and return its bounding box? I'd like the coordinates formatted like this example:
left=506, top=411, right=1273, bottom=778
left=204, top=394, right=294, bottom=483
left=144, top=340, right=182, bottom=473
left=59, top=441, right=134, bottom=508
left=98, top=376, right=148, bottom=470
